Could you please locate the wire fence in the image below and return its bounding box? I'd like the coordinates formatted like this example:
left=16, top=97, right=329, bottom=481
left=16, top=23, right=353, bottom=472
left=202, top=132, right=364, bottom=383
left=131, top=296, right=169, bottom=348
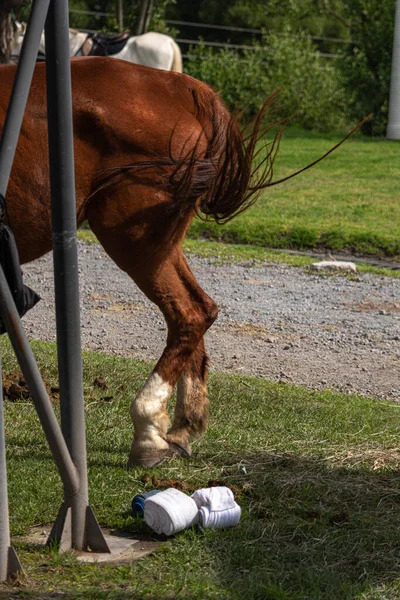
left=166, top=19, right=354, bottom=45
left=67, top=8, right=352, bottom=62
left=69, top=7, right=114, bottom=17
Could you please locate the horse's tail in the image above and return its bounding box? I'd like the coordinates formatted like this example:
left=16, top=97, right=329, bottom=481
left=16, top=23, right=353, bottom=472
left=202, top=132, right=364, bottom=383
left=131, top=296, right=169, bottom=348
left=167, top=87, right=287, bottom=224
left=169, top=86, right=367, bottom=224
left=170, top=39, right=182, bottom=73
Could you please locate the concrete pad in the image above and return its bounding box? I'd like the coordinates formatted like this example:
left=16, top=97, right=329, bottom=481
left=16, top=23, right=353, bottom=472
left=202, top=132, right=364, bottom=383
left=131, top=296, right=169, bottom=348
left=13, top=526, right=162, bottom=564
left=75, top=534, right=160, bottom=563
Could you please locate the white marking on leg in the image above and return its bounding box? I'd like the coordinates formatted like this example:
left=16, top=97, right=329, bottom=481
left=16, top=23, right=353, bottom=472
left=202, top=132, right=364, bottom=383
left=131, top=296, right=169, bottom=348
left=131, top=372, right=173, bottom=450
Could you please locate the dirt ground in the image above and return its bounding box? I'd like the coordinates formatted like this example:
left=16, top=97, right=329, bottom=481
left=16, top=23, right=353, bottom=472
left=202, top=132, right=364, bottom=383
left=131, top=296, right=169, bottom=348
left=21, top=241, right=400, bottom=402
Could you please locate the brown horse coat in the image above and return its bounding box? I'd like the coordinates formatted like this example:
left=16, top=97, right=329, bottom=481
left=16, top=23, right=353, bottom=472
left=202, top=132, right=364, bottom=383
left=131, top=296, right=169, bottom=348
left=1, top=57, right=281, bottom=467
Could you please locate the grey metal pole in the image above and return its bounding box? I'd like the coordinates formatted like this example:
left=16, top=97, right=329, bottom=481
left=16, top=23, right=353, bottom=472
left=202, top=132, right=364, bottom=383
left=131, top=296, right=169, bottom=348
left=44, top=0, right=89, bottom=551
left=387, top=0, right=400, bottom=139
left=0, top=265, right=79, bottom=496
left=0, top=0, right=67, bottom=577
left=0, top=0, right=109, bottom=557
left=0, top=356, right=22, bottom=581
left=0, top=357, right=9, bottom=580
left=0, top=0, right=51, bottom=195
left=0, top=0, right=76, bottom=487
left=0, top=357, right=10, bottom=580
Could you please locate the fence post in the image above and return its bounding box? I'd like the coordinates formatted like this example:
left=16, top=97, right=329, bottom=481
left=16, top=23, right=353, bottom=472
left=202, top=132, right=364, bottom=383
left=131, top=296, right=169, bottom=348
left=118, top=0, right=124, bottom=30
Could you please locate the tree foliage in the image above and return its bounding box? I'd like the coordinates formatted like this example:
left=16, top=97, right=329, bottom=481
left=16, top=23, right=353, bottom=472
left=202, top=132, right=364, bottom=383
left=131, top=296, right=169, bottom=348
left=14, top=0, right=398, bottom=135
left=337, top=0, right=396, bottom=135
left=169, top=0, right=397, bottom=135
left=186, top=33, right=349, bottom=133
left=19, top=0, right=176, bottom=33
left=167, top=0, right=349, bottom=53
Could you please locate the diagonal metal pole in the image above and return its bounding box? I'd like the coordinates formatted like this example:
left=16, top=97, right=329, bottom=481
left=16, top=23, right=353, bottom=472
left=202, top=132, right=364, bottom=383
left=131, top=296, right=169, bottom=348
left=0, top=0, right=50, bottom=193
left=44, top=0, right=109, bottom=553
left=0, top=266, right=80, bottom=496
left=0, top=0, right=51, bottom=581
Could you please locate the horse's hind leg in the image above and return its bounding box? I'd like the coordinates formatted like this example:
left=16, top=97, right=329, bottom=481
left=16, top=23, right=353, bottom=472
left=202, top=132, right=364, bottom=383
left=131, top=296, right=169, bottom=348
left=130, top=251, right=217, bottom=467
left=166, top=338, right=210, bottom=456
left=87, top=201, right=217, bottom=467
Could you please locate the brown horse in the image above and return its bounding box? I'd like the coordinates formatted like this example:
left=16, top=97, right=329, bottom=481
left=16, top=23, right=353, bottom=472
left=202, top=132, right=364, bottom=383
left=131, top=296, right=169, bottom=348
left=0, top=57, right=343, bottom=468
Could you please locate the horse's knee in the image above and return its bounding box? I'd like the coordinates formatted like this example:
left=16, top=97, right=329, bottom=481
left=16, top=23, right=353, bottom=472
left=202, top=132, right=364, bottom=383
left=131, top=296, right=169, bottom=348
left=176, top=295, right=218, bottom=343
left=204, top=295, right=218, bottom=330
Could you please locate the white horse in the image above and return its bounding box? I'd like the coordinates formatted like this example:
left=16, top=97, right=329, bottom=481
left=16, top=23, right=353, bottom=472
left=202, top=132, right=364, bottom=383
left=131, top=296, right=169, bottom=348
left=12, top=22, right=183, bottom=72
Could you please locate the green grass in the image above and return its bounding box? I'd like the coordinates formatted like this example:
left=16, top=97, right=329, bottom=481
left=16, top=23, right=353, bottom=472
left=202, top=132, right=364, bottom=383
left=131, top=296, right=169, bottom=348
left=1, top=338, right=400, bottom=599
left=189, top=128, right=400, bottom=259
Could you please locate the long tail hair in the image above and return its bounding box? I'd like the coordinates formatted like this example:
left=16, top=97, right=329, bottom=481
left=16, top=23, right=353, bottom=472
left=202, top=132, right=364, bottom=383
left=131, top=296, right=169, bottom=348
left=92, top=86, right=368, bottom=224
left=167, top=87, right=369, bottom=224
left=168, top=88, right=285, bottom=224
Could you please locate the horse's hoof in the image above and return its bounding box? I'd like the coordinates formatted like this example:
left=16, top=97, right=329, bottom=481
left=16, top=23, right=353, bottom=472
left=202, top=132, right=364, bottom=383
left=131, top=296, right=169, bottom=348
left=127, top=441, right=189, bottom=469
left=127, top=450, right=168, bottom=469
left=165, top=435, right=191, bottom=458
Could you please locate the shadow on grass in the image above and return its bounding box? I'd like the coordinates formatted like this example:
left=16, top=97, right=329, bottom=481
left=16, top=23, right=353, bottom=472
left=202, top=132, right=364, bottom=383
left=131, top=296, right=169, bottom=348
left=197, top=449, right=400, bottom=600
left=2, top=449, right=399, bottom=599
left=0, top=592, right=146, bottom=600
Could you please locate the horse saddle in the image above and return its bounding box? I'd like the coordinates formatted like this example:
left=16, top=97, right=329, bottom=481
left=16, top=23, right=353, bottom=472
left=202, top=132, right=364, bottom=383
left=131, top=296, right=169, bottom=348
left=81, top=30, right=131, bottom=57
left=0, top=194, right=40, bottom=334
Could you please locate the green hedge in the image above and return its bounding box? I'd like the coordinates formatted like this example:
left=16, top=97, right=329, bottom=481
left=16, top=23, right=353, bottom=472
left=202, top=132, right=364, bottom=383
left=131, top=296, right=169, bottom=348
left=185, top=33, right=349, bottom=133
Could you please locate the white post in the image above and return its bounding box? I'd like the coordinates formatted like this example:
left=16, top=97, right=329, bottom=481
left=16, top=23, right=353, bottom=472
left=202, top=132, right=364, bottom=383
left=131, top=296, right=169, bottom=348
left=387, top=0, right=400, bottom=139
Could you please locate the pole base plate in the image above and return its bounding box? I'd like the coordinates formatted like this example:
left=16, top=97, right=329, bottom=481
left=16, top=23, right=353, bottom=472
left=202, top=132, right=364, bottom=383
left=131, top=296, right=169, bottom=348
left=47, top=504, right=110, bottom=553
left=4, top=546, right=24, bottom=580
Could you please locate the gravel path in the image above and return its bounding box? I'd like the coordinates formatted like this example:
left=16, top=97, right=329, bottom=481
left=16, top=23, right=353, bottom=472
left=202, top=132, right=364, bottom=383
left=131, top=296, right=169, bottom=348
left=21, top=241, right=400, bottom=401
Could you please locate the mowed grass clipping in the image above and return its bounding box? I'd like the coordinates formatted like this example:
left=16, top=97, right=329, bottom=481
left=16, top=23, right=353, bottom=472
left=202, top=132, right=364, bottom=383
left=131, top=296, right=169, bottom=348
left=190, top=128, right=400, bottom=258
left=1, top=339, right=400, bottom=599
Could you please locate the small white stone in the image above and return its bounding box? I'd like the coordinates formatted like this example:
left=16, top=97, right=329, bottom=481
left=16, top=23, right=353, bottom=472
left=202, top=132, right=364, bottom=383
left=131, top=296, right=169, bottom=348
left=311, top=261, right=357, bottom=273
